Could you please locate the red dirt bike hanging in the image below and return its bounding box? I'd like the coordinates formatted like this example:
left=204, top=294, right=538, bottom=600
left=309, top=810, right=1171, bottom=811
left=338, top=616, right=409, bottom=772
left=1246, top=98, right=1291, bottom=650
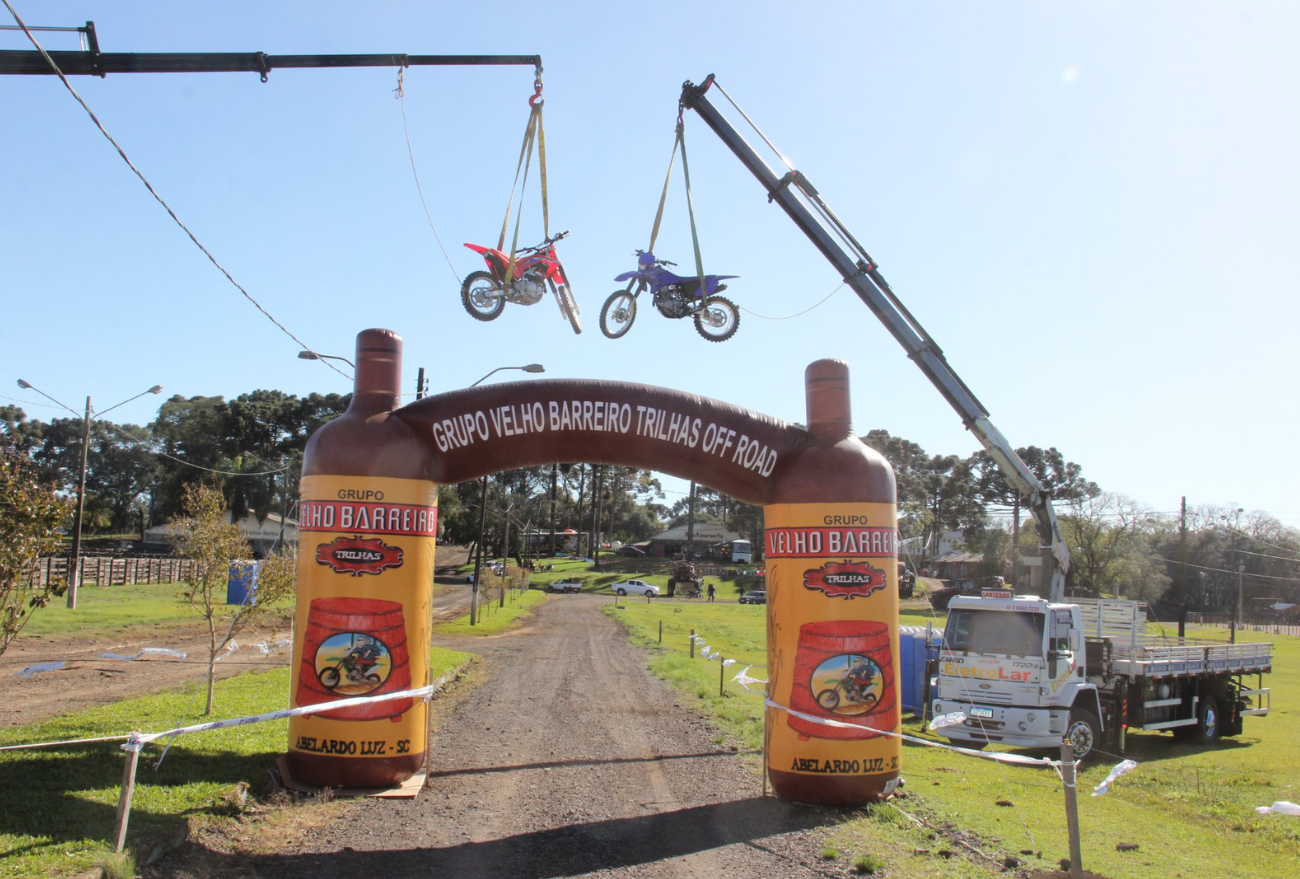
left=461, top=230, right=581, bottom=334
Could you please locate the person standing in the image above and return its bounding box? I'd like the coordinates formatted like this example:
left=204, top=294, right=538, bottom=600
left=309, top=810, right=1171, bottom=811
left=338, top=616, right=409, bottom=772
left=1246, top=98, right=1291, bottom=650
left=707, top=582, right=716, bottom=602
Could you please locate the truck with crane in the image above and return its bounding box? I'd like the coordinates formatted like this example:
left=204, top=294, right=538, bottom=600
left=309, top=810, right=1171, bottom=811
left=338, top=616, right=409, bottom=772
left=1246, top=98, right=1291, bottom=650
left=679, top=77, right=1273, bottom=758
left=929, top=591, right=1271, bottom=758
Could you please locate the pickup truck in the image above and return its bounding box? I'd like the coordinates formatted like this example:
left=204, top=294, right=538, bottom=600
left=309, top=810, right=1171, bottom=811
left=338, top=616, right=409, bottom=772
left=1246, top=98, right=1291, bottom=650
left=612, top=579, right=659, bottom=597
left=548, top=578, right=583, bottom=594
left=930, top=592, right=1272, bottom=759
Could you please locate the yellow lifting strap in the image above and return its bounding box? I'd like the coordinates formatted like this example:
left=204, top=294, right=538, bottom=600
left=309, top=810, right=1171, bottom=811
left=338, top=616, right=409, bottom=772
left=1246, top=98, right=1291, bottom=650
left=496, top=78, right=549, bottom=285
left=648, top=114, right=708, bottom=299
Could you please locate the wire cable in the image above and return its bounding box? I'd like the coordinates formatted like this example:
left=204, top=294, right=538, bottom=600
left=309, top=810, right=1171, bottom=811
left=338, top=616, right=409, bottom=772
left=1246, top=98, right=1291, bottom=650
left=739, top=282, right=846, bottom=320
left=394, top=68, right=462, bottom=285
left=103, top=422, right=292, bottom=476
left=3, top=1, right=347, bottom=383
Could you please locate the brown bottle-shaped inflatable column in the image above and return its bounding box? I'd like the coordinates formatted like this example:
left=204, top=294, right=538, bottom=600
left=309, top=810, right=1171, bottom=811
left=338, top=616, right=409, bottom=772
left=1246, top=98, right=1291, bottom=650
left=287, top=329, right=438, bottom=789
left=764, top=359, right=901, bottom=804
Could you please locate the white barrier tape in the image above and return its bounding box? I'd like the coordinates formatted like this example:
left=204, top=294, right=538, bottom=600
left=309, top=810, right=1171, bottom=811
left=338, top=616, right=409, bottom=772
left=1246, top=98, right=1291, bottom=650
left=1256, top=801, right=1300, bottom=816
left=129, top=683, right=439, bottom=747
left=732, top=666, right=767, bottom=687
left=0, top=683, right=437, bottom=754
left=0, top=733, right=132, bottom=752
left=722, top=658, right=737, bottom=667
left=760, top=696, right=1054, bottom=767
left=1091, top=759, right=1138, bottom=796
left=15, top=661, right=64, bottom=678
left=928, top=711, right=967, bottom=731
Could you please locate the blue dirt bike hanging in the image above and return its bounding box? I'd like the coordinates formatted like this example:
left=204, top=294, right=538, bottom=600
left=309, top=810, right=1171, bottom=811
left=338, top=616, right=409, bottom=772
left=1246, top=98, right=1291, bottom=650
left=599, top=250, right=739, bottom=342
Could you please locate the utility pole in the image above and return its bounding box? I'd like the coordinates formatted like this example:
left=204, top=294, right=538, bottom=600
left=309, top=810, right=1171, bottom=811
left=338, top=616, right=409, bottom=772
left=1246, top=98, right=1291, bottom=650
left=415, top=367, right=426, bottom=400
left=686, top=480, right=697, bottom=561
left=1178, top=496, right=1187, bottom=639
left=67, top=396, right=92, bottom=608
left=548, top=464, right=559, bottom=559
left=1235, top=562, right=1245, bottom=644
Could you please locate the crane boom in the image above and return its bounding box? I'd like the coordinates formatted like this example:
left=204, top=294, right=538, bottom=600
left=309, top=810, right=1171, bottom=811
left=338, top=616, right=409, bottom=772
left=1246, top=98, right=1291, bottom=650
left=680, top=75, right=1069, bottom=601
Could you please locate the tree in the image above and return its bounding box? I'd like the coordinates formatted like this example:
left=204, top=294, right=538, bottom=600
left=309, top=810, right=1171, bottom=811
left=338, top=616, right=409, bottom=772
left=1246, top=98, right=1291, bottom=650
left=0, top=451, right=71, bottom=658
left=1061, top=492, right=1165, bottom=599
left=972, top=445, right=1100, bottom=551
left=173, top=483, right=296, bottom=714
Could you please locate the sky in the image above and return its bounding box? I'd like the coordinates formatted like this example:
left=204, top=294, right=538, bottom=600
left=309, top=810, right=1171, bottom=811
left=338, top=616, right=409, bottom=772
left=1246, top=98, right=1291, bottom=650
left=3, top=1, right=1298, bottom=527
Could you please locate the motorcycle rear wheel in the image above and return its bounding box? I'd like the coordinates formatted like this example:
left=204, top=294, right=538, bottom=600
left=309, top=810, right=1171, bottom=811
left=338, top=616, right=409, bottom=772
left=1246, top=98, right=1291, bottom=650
left=461, top=271, right=506, bottom=321
left=600, top=290, right=638, bottom=339
left=694, top=295, right=739, bottom=342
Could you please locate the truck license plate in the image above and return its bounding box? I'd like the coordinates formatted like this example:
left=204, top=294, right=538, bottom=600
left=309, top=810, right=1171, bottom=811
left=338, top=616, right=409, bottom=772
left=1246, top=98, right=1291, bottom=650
left=970, top=707, right=993, bottom=719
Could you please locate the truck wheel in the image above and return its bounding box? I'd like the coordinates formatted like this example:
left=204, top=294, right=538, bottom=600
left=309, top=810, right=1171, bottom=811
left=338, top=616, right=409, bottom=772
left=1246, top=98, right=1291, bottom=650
left=616, top=588, right=627, bottom=596
left=1195, top=696, right=1221, bottom=744
left=1064, top=709, right=1099, bottom=761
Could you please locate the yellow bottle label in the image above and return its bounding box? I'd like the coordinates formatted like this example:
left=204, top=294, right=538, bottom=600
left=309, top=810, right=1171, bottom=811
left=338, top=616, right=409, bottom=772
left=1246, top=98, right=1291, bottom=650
left=289, top=475, right=438, bottom=761
left=764, top=502, right=901, bottom=783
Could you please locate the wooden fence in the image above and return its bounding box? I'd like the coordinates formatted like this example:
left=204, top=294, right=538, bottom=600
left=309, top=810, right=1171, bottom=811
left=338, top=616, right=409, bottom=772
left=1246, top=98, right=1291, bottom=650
left=29, top=556, right=195, bottom=587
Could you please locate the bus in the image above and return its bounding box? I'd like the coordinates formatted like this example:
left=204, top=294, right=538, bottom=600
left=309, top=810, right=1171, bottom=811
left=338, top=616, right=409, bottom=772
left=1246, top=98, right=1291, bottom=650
left=730, top=539, right=752, bottom=564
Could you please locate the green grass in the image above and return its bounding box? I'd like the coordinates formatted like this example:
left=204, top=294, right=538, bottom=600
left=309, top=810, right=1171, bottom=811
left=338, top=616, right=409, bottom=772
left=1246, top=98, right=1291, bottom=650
left=434, top=587, right=550, bottom=636
left=19, top=581, right=291, bottom=636
left=0, top=646, right=471, bottom=878
left=610, top=603, right=1300, bottom=879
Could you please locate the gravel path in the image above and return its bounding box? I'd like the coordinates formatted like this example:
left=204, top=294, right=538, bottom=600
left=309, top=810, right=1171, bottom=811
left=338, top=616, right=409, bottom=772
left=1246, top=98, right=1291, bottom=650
left=228, top=594, right=855, bottom=878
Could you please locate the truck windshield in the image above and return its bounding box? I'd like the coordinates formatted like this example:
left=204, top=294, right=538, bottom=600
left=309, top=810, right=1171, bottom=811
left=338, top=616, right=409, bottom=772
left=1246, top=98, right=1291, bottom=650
left=944, top=610, right=1045, bottom=657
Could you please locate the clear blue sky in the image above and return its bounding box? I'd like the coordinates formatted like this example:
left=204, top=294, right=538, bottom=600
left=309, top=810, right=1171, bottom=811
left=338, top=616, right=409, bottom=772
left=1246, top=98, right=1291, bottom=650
left=4, top=1, right=1297, bottom=526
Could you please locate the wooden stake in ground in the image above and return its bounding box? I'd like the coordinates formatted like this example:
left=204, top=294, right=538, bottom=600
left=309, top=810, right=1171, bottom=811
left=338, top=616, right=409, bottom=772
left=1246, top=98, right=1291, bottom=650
left=113, top=732, right=143, bottom=853
left=1060, top=741, right=1084, bottom=879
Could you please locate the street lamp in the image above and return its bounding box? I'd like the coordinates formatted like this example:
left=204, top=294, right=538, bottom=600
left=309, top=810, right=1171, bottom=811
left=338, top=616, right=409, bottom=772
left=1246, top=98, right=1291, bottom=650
left=468, top=364, right=544, bottom=625
left=15, top=379, right=163, bottom=609
left=297, top=350, right=355, bottom=369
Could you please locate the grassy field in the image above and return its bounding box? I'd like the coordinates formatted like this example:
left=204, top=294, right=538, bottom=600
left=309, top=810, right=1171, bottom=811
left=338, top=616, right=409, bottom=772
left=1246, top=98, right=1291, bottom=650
left=0, top=646, right=472, bottom=878
left=16, top=581, right=284, bottom=636
left=608, top=600, right=1300, bottom=879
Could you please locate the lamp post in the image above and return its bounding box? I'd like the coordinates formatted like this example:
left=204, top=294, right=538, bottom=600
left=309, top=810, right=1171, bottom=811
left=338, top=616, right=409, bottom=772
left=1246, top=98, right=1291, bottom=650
left=15, top=379, right=163, bottom=608
left=468, top=365, right=544, bottom=624
left=297, top=350, right=355, bottom=369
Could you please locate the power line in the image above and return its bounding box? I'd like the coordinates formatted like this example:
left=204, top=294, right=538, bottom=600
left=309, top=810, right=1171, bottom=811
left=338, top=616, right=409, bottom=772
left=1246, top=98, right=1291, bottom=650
left=3, top=1, right=347, bottom=382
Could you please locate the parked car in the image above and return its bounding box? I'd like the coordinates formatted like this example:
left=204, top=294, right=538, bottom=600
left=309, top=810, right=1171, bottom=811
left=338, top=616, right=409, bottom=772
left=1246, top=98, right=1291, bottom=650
left=738, top=590, right=767, bottom=605
left=548, top=578, right=583, bottom=594
left=612, top=579, right=659, bottom=597
left=615, top=544, right=646, bottom=557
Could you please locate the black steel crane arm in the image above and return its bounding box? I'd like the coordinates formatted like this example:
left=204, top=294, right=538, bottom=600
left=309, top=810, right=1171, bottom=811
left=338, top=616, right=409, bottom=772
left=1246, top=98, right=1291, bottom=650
left=680, top=76, right=1069, bottom=600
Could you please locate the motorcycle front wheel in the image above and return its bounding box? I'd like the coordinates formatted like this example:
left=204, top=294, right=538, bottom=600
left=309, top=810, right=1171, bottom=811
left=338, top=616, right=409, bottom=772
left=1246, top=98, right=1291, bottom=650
left=461, top=271, right=506, bottom=321
left=599, top=290, right=638, bottom=339
left=694, top=295, right=740, bottom=342
left=318, top=667, right=341, bottom=689
left=816, top=688, right=841, bottom=711
left=548, top=274, right=582, bottom=335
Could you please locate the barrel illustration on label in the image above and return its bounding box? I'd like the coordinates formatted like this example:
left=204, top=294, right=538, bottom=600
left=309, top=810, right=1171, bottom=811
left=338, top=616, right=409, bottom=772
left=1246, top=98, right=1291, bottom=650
left=296, top=597, right=412, bottom=721
left=789, top=620, right=896, bottom=739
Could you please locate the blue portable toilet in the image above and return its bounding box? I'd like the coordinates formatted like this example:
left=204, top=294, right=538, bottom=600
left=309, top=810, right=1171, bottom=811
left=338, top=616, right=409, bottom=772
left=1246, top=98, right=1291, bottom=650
left=227, top=560, right=261, bottom=605
left=898, top=624, right=942, bottom=717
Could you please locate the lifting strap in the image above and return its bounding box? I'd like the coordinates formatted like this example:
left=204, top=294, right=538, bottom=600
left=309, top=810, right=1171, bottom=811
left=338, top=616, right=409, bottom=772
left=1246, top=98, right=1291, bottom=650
left=648, top=109, right=708, bottom=301
left=496, top=71, right=549, bottom=285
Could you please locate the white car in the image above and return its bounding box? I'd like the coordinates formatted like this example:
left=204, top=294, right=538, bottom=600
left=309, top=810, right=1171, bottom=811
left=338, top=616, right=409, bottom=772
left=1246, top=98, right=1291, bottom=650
left=548, top=578, right=583, bottom=594
left=612, top=579, right=659, bottom=597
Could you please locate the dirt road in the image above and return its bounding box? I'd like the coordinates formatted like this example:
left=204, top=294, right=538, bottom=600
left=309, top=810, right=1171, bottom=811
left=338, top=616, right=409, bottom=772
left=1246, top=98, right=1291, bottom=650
left=157, top=595, right=854, bottom=878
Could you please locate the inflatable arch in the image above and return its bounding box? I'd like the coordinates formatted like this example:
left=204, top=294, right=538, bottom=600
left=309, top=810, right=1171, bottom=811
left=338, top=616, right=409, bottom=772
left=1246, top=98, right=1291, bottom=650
left=288, top=329, right=900, bottom=805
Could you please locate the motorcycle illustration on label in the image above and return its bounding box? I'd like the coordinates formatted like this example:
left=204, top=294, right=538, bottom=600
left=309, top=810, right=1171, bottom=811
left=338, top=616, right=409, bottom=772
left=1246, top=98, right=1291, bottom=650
left=813, top=653, right=883, bottom=714
left=313, top=633, right=392, bottom=696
